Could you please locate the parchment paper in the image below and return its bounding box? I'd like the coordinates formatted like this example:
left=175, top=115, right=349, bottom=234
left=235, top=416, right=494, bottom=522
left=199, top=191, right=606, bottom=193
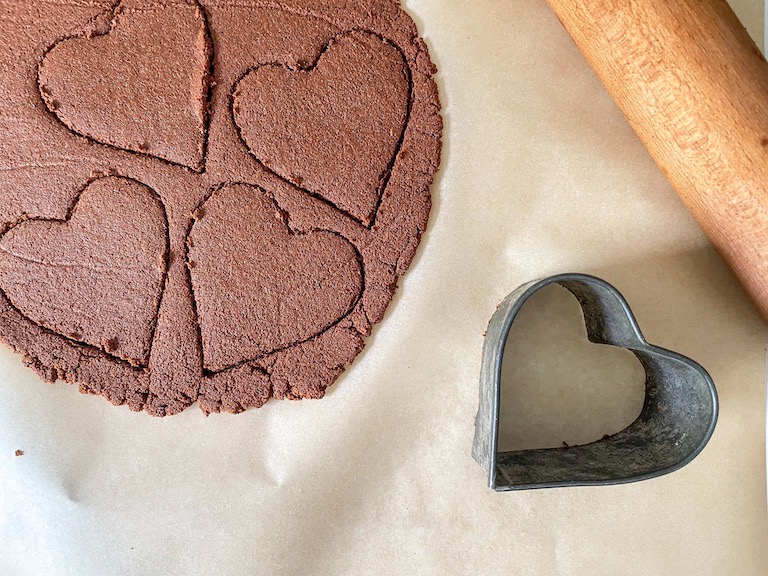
left=1, top=1, right=767, bottom=574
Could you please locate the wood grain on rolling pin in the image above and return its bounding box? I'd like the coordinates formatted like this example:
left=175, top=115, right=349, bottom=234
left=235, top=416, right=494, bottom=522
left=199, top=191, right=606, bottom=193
left=547, top=0, right=768, bottom=320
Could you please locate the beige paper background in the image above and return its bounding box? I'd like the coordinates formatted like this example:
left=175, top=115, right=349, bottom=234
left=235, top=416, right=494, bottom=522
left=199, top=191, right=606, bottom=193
left=1, top=1, right=767, bottom=574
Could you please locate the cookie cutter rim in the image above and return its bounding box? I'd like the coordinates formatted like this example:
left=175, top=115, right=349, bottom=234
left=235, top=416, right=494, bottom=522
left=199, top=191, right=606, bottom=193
left=472, top=273, right=719, bottom=491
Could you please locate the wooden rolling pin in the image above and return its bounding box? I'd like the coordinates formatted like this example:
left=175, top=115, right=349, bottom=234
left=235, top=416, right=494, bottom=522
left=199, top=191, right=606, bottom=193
left=547, top=0, right=768, bottom=320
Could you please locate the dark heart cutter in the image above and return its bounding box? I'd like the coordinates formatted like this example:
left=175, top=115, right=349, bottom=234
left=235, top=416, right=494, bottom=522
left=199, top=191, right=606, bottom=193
left=472, top=273, right=718, bottom=491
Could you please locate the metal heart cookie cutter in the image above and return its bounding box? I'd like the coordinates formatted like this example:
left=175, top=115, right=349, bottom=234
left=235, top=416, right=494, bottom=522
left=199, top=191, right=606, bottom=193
left=472, top=273, right=718, bottom=491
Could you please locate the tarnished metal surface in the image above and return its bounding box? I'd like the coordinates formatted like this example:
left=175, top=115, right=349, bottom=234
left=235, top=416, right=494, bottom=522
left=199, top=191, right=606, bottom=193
left=472, top=274, right=718, bottom=491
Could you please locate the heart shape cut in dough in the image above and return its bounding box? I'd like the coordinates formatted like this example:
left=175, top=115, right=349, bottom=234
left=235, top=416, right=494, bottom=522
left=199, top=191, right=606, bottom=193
left=187, top=183, right=363, bottom=373
left=233, top=30, right=410, bottom=226
left=38, top=0, right=211, bottom=171
left=0, top=177, right=169, bottom=366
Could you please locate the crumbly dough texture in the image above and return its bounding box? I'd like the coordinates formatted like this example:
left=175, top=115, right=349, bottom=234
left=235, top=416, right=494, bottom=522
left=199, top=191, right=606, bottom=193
left=0, top=0, right=442, bottom=415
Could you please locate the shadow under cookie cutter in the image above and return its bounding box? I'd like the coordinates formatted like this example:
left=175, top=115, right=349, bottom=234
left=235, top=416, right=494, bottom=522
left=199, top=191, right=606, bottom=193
left=472, top=273, right=718, bottom=491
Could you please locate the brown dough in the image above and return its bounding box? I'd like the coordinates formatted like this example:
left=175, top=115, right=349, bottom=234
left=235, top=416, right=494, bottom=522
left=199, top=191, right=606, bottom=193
left=38, top=0, right=211, bottom=171
left=188, top=183, right=363, bottom=372
left=0, top=0, right=442, bottom=416
left=233, top=30, right=410, bottom=226
left=0, top=176, right=167, bottom=367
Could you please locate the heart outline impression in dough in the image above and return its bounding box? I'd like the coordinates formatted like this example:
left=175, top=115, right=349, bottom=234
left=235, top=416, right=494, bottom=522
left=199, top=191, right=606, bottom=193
left=0, top=176, right=169, bottom=367
left=232, top=29, right=411, bottom=227
left=37, top=0, right=213, bottom=172
left=186, top=183, right=364, bottom=373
